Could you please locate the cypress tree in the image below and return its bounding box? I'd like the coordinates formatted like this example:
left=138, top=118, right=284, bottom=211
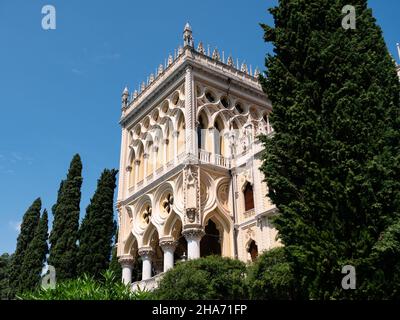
left=77, top=169, right=118, bottom=278
left=108, top=227, right=122, bottom=280
left=0, top=253, right=12, bottom=299
left=48, top=154, right=83, bottom=281
left=19, top=210, right=49, bottom=292
left=260, top=0, right=400, bottom=299
left=9, top=198, right=41, bottom=296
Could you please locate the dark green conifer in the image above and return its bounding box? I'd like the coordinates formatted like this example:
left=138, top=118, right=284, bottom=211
left=77, top=169, right=118, bottom=278
left=48, top=154, right=83, bottom=281
left=20, top=210, right=49, bottom=292
left=9, top=198, right=41, bottom=295
left=260, top=0, right=400, bottom=299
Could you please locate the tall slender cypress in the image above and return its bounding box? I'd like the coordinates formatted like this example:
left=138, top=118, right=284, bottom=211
left=19, top=209, right=49, bottom=292
left=260, top=0, right=400, bottom=299
left=9, top=198, right=41, bottom=295
left=48, top=154, right=83, bottom=281
left=77, top=169, right=118, bottom=278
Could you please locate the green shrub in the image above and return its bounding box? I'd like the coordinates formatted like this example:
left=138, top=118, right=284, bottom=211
left=18, top=270, right=154, bottom=300
left=247, top=247, right=296, bottom=300
left=154, top=255, right=248, bottom=300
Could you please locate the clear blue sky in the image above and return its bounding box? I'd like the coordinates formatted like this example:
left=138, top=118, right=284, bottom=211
left=0, top=0, right=399, bottom=254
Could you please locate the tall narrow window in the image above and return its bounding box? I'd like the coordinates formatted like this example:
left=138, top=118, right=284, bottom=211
left=244, top=182, right=254, bottom=211
left=214, top=117, right=224, bottom=156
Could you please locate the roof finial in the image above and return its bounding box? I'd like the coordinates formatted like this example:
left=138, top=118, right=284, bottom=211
left=197, top=42, right=205, bottom=54
left=227, top=56, right=234, bottom=67
left=168, top=54, right=173, bottom=66
left=183, top=22, right=194, bottom=47
left=121, top=86, right=129, bottom=109
left=212, top=48, right=221, bottom=61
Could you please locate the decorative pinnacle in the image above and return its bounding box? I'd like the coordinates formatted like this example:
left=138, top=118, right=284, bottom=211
left=227, top=56, right=233, bottom=67
left=197, top=42, right=205, bottom=54
left=183, top=22, right=194, bottom=48
left=212, top=48, right=220, bottom=61
left=122, top=86, right=129, bottom=96
left=167, top=54, right=173, bottom=66
left=184, top=22, right=192, bottom=32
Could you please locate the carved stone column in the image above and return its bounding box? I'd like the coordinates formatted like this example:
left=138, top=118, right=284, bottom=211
left=138, top=247, right=154, bottom=280
left=117, top=127, right=128, bottom=201
left=183, top=164, right=201, bottom=225
left=184, top=66, right=196, bottom=157
left=118, top=255, right=135, bottom=285
left=160, top=237, right=177, bottom=272
left=183, top=228, right=205, bottom=260
left=173, top=130, right=179, bottom=165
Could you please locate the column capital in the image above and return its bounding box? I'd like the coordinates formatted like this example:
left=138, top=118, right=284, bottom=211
left=118, top=255, right=134, bottom=268
left=182, top=227, right=205, bottom=241
left=159, top=237, right=178, bottom=252
left=138, top=247, right=154, bottom=258
left=172, top=130, right=180, bottom=138
left=134, top=159, right=141, bottom=166
left=126, top=165, right=132, bottom=172
left=143, top=153, right=150, bottom=159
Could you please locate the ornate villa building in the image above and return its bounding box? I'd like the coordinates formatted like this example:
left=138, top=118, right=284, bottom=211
left=116, top=23, right=280, bottom=289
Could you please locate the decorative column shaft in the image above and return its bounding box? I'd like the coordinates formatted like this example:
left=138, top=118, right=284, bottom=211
left=160, top=238, right=177, bottom=272
left=183, top=228, right=204, bottom=260
left=118, top=255, right=134, bottom=285
left=184, top=66, right=197, bottom=158
left=138, top=248, right=154, bottom=281
left=117, top=127, right=128, bottom=201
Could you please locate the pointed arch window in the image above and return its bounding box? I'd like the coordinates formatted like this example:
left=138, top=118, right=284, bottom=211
left=244, top=182, right=254, bottom=212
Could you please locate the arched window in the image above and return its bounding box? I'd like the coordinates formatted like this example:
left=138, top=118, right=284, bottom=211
left=137, top=146, right=144, bottom=182
left=214, top=117, right=225, bottom=156
left=248, top=240, right=258, bottom=262
left=146, top=141, right=153, bottom=177
left=197, top=113, right=208, bottom=151
left=177, top=114, right=185, bottom=155
left=128, top=152, right=135, bottom=188
left=200, top=219, right=221, bottom=257
left=166, top=120, right=174, bottom=163
left=244, top=182, right=254, bottom=211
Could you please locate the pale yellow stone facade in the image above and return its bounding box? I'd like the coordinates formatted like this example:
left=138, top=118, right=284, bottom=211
left=116, top=24, right=280, bottom=289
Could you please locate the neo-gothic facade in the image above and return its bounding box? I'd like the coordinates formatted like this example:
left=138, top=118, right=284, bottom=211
left=116, top=24, right=280, bottom=290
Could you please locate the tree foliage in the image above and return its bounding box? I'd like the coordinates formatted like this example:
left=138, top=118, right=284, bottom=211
left=154, top=255, right=248, bottom=300
left=0, top=253, right=12, bottom=299
left=9, top=198, right=41, bottom=296
left=247, top=247, right=297, bottom=300
left=77, top=169, right=118, bottom=278
left=48, top=154, right=83, bottom=281
left=259, top=0, right=400, bottom=299
left=20, top=210, right=49, bottom=292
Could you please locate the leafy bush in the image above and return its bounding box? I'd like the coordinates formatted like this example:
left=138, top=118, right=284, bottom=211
left=18, top=270, right=154, bottom=300
left=154, top=255, right=248, bottom=300
left=247, top=247, right=296, bottom=300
